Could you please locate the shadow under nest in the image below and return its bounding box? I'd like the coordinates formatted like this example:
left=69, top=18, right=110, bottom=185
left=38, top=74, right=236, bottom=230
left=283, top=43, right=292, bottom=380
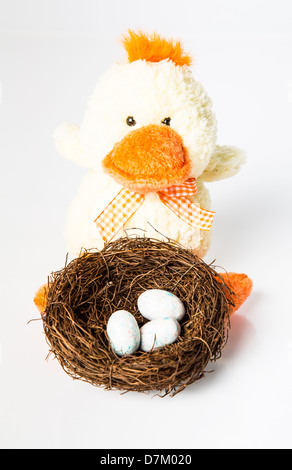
left=42, top=237, right=234, bottom=396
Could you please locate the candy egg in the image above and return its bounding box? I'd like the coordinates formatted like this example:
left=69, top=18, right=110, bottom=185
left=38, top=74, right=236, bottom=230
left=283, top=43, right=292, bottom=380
left=137, top=289, right=185, bottom=321
left=140, top=318, right=181, bottom=352
left=106, top=310, right=140, bottom=356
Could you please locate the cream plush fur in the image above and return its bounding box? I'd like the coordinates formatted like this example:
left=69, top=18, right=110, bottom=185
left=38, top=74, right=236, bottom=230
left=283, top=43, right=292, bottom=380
left=54, top=58, right=245, bottom=258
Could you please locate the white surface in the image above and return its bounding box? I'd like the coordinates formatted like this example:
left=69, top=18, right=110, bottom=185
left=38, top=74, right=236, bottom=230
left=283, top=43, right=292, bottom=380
left=1, top=0, right=292, bottom=449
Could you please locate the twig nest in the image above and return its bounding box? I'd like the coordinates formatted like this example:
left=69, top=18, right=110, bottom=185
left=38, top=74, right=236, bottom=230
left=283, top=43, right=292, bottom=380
left=42, top=237, right=234, bottom=396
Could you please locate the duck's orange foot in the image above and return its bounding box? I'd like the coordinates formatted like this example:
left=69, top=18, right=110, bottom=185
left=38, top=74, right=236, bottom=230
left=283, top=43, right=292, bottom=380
left=34, top=284, right=47, bottom=314
left=220, top=272, right=253, bottom=315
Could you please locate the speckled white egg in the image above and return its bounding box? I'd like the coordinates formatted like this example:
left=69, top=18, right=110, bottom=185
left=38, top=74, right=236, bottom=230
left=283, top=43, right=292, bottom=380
left=140, top=318, right=181, bottom=352
left=106, top=310, right=140, bottom=356
left=137, top=289, right=185, bottom=321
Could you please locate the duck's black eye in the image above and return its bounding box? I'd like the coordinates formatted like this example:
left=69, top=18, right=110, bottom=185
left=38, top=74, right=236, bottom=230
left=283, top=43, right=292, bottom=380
left=126, top=116, right=136, bottom=126
left=162, top=117, right=171, bottom=126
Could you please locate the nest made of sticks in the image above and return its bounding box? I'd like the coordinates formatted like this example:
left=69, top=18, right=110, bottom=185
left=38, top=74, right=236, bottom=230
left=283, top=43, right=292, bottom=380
left=42, top=237, right=234, bottom=396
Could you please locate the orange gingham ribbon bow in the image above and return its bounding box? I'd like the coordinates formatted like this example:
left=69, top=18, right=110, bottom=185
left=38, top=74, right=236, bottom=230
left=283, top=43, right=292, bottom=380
left=94, top=178, right=215, bottom=243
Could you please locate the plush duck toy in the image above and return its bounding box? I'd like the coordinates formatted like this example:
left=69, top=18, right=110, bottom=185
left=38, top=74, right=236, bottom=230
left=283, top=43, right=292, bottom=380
left=54, top=30, right=246, bottom=259
left=34, top=31, right=252, bottom=392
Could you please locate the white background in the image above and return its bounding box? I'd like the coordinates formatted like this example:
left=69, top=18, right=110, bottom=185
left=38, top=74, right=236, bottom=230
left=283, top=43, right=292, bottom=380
left=1, top=0, right=292, bottom=449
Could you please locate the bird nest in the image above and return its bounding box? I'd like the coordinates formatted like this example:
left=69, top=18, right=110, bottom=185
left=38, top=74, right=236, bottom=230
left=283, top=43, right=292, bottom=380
left=41, top=237, right=234, bottom=396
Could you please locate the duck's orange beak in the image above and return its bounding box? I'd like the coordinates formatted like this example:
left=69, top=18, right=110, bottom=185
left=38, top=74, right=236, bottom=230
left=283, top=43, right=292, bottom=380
left=102, top=124, right=192, bottom=193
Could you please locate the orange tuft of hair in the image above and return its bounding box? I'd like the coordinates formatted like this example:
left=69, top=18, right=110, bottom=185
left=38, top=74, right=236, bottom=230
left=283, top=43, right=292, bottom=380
left=121, top=30, right=193, bottom=67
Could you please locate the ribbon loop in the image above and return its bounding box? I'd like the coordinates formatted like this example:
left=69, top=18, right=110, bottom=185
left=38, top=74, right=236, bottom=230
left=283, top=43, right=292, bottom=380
left=158, top=193, right=215, bottom=232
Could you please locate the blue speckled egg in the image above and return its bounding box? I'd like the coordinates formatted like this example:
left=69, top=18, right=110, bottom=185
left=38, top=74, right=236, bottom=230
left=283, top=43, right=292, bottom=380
left=137, top=289, right=185, bottom=321
left=107, top=310, right=140, bottom=356
left=140, top=318, right=181, bottom=352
